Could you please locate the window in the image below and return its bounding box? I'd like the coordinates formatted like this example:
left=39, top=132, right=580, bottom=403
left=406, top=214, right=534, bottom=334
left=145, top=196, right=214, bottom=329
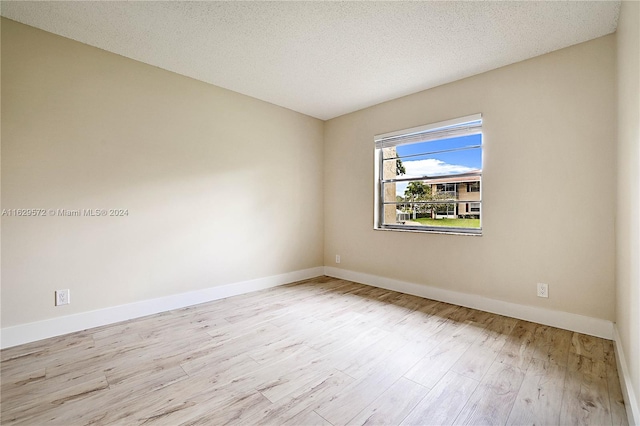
left=436, top=183, right=457, bottom=196
left=374, top=114, right=482, bottom=234
left=467, top=182, right=480, bottom=192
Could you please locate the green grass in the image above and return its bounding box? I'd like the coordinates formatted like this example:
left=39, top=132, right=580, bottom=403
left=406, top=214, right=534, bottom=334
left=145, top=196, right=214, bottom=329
left=412, top=217, right=480, bottom=228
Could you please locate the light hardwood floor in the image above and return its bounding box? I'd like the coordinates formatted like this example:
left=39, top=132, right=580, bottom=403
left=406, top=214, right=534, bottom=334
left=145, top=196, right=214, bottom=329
left=1, top=276, right=628, bottom=425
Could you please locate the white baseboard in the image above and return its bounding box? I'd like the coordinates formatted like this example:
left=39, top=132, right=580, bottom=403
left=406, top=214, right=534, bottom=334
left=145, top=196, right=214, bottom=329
left=613, top=325, right=640, bottom=426
left=0, top=267, right=324, bottom=349
left=324, top=266, right=614, bottom=339
left=1, top=266, right=615, bottom=349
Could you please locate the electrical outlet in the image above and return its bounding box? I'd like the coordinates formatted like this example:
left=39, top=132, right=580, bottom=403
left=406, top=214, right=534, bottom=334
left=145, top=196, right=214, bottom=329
left=55, top=289, right=70, bottom=306
left=335, top=255, right=341, bottom=264
left=537, top=283, right=549, bottom=298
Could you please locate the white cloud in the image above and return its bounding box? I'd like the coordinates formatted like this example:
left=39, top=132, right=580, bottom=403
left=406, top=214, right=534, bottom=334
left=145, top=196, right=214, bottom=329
left=403, top=158, right=474, bottom=179
left=395, top=159, right=474, bottom=196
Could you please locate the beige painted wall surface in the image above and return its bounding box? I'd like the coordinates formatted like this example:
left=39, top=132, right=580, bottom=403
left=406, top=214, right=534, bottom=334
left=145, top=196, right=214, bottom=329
left=324, top=35, right=616, bottom=321
left=1, top=19, right=324, bottom=327
left=616, top=0, right=640, bottom=414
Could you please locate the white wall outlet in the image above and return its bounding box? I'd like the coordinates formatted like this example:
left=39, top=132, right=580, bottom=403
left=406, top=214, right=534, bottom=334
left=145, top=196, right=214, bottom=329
left=537, top=283, right=549, bottom=298
left=55, top=289, right=70, bottom=306
left=335, top=255, right=341, bottom=264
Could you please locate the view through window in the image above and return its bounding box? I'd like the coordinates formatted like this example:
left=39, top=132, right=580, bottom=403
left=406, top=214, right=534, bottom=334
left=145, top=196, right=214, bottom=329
left=374, top=114, right=483, bottom=234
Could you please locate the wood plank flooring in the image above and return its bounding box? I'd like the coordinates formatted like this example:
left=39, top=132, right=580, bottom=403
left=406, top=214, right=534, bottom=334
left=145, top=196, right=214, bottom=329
left=1, top=276, right=628, bottom=425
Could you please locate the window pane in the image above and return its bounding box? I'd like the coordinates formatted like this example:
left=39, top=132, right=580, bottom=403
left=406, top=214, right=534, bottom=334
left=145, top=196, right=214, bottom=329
left=396, top=134, right=481, bottom=157
left=416, top=203, right=481, bottom=229
left=395, top=146, right=482, bottom=179
left=383, top=202, right=481, bottom=229
left=384, top=175, right=481, bottom=229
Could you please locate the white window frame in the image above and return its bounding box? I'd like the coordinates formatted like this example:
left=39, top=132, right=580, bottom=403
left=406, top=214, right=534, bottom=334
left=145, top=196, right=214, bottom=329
left=373, top=113, right=483, bottom=235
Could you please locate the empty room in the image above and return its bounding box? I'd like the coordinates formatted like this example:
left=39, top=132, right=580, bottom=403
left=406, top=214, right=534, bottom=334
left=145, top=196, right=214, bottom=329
left=1, top=1, right=639, bottom=425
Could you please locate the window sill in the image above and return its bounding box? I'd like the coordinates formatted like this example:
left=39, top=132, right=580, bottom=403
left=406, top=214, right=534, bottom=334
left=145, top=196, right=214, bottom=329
left=374, top=226, right=482, bottom=236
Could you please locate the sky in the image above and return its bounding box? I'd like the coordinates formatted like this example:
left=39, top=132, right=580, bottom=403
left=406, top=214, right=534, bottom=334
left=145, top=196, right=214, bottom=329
left=393, top=134, right=482, bottom=196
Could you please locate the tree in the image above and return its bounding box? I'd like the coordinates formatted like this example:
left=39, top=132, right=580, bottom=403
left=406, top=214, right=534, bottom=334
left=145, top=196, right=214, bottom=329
left=396, top=158, right=406, bottom=176
left=404, top=181, right=431, bottom=217
left=404, top=181, right=429, bottom=199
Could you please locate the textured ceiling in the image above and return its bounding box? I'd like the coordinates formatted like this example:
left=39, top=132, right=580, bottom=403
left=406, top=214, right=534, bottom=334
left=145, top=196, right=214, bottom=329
left=1, top=1, right=620, bottom=120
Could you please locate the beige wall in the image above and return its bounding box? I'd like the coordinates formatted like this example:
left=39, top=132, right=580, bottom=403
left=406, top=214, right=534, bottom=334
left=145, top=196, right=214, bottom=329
left=1, top=19, right=324, bottom=327
left=616, top=0, right=640, bottom=416
left=324, top=35, right=616, bottom=320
